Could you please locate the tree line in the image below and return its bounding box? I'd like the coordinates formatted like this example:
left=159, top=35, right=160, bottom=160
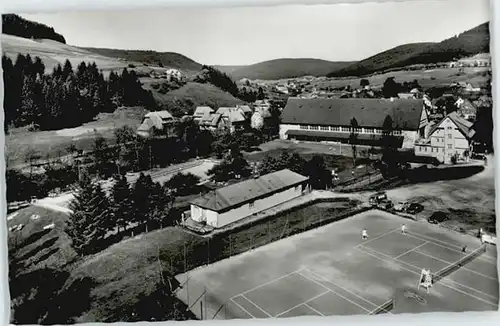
left=3, top=54, right=157, bottom=131
left=67, top=172, right=175, bottom=256
left=2, top=14, right=66, bottom=43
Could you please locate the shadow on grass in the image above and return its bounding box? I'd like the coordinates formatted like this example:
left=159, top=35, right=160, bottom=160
left=34, top=248, right=60, bottom=266
left=16, top=237, right=59, bottom=263
left=10, top=266, right=97, bottom=325
left=18, top=229, right=52, bottom=249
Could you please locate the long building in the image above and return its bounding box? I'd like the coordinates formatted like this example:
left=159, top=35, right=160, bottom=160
left=189, top=169, right=309, bottom=228
left=279, top=98, right=429, bottom=149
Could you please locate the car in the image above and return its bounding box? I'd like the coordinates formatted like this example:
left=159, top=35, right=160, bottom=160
left=394, top=201, right=410, bottom=212
left=377, top=199, right=394, bottom=210
left=428, top=211, right=448, bottom=224
left=406, top=203, right=424, bottom=214
left=369, top=191, right=388, bottom=206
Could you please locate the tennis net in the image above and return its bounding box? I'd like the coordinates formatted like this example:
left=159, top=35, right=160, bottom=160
left=432, top=244, right=487, bottom=283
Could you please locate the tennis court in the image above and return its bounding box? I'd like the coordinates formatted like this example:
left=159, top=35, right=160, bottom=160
left=175, top=210, right=498, bottom=319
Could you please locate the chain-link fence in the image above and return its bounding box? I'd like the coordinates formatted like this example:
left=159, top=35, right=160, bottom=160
left=170, top=200, right=371, bottom=319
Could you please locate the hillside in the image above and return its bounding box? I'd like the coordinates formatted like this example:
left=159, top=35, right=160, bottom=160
left=2, top=14, right=66, bottom=44
left=142, top=81, right=243, bottom=116
left=1, top=34, right=131, bottom=74
left=218, top=58, right=354, bottom=80
left=80, top=47, right=203, bottom=75
left=328, top=22, right=490, bottom=77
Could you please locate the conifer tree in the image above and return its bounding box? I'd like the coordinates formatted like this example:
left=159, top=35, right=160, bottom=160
left=66, top=174, right=109, bottom=256
left=110, top=174, right=133, bottom=233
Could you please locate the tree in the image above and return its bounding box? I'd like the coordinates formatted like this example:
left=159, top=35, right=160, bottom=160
left=66, top=174, right=110, bottom=256
left=382, top=77, right=401, bottom=98
left=257, top=87, right=265, bottom=100
left=92, top=134, right=114, bottom=177
left=360, top=79, right=370, bottom=88
left=350, top=117, right=359, bottom=166
left=165, top=172, right=201, bottom=196
left=110, top=174, right=134, bottom=233
left=303, top=155, right=331, bottom=190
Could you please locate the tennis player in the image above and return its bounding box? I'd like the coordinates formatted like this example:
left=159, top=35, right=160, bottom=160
left=362, top=229, right=368, bottom=240
left=401, top=224, right=407, bottom=235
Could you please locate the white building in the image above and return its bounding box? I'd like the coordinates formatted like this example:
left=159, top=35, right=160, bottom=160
left=189, top=169, right=309, bottom=228
left=279, top=98, right=429, bottom=149
left=414, top=112, right=475, bottom=164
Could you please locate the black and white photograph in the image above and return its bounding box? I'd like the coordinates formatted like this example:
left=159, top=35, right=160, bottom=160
left=2, top=0, right=497, bottom=323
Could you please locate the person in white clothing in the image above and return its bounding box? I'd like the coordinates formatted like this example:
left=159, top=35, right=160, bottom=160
left=401, top=224, right=407, bottom=235
left=362, top=229, right=368, bottom=240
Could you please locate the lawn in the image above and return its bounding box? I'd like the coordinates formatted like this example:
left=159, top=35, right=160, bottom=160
left=5, top=107, right=146, bottom=168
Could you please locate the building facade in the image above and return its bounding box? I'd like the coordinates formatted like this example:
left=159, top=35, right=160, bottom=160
left=279, top=98, right=429, bottom=149
left=414, top=112, right=474, bottom=164
left=189, top=169, right=309, bottom=228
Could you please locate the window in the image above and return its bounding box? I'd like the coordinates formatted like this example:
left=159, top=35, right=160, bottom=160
left=330, top=126, right=340, bottom=132
left=447, top=144, right=452, bottom=149
left=320, top=126, right=329, bottom=131
left=364, top=128, right=373, bottom=134
left=300, top=125, right=308, bottom=130
left=310, top=125, right=319, bottom=130
left=341, top=127, right=350, bottom=132
left=249, top=201, right=255, bottom=208
left=424, top=147, right=427, bottom=152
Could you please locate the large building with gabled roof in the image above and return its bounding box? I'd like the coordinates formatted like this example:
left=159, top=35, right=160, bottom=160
left=279, top=98, right=429, bottom=149
left=189, top=169, right=309, bottom=228
left=415, top=111, right=475, bottom=164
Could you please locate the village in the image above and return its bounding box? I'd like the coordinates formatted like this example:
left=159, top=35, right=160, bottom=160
left=3, top=4, right=497, bottom=324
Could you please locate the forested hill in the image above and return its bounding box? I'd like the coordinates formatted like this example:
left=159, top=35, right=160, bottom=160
left=2, top=14, right=66, bottom=44
left=328, top=22, right=490, bottom=77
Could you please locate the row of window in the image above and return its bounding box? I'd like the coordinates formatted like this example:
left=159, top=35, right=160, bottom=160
left=298, top=125, right=402, bottom=135
left=418, top=144, right=453, bottom=152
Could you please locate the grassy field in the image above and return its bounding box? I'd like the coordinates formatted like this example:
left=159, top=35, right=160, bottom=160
left=5, top=107, right=146, bottom=168
left=1, top=34, right=132, bottom=75
left=268, top=66, right=490, bottom=92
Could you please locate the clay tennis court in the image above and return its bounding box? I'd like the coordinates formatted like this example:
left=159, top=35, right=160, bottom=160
left=175, top=210, right=498, bottom=319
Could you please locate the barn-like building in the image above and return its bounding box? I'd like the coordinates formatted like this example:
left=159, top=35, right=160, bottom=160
left=189, top=169, right=309, bottom=228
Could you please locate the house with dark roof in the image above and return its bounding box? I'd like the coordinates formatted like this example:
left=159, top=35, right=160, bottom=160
left=414, top=112, right=475, bottom=164
left=193, top=106, right=214, bottom=123
left=189, top=169, right=309, bottom=228
left=455, top=97, right=477, bottom=121
left=136, top=110, right=177, bottom=138
left=279, top=98, right=429, bottom=149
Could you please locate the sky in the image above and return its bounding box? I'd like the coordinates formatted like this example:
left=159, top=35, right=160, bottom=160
left=22, top=0, right=490, bottom=66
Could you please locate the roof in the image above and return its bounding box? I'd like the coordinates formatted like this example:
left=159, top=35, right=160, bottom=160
left=237, top=105, right=253, bottom=113
left=199, top=113, right=222, bottom=127
left=190, top=169, right=309, bottom=212
left=193, top=106, right=214, bottom=118
left=428, top=111, right=475, bottom=138
left=281, top=98, right=424, bottom=131
left=137, top=110, right=174, bottom=132
left=216, top=107, right=247, bottom=123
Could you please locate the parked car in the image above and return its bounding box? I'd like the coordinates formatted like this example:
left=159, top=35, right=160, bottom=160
left=394, top=201, right=410, bottom=212
left=407, top=203, right=424, bottom=214
left=471, top=153, right=486, bottom=160
left=369, top=191, right=388, bottom=206
left=428, top=211, right=448, bottom=224
left=377, top=199, right=394, bottom=210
